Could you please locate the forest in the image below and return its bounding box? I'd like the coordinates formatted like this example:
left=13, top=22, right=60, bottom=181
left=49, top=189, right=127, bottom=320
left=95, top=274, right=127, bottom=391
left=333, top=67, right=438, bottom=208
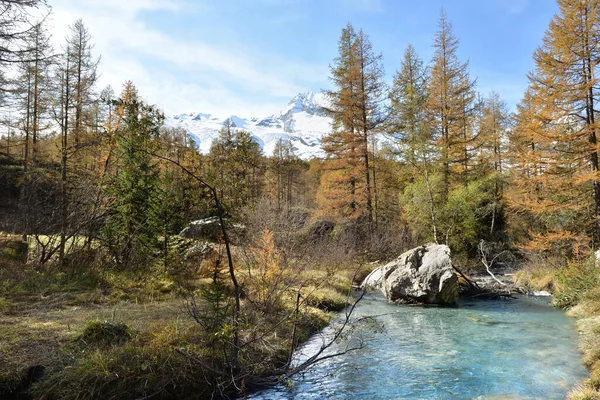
left=0, top=0, right=600, bottom=399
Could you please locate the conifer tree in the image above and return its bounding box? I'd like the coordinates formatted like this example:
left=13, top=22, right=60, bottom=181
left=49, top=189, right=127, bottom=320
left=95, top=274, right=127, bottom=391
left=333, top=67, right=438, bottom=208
left=0, top=0, right=48, bottom=93
left=389, top=44, right=429, bottom=167
left=478, top=91, right=509, bottom=177
left=16, top=22, right=54, bottom=168
left=321, top=23, right=386, bottom=224
left=208, top=119, right=263, bottom=213
left=103, top=82, right=164, bottom=267
left=427, top=10, right=477, bottom=195
left=271, top=139, right=305, bottom=210
left=66, top=19, right=99, bottom=148
left=508, top=0, right=600, bottom=253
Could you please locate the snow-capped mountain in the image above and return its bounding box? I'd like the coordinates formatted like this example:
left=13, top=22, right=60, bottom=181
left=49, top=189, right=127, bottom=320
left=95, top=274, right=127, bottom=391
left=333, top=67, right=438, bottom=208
left=165, top=92, right=331, bottom=159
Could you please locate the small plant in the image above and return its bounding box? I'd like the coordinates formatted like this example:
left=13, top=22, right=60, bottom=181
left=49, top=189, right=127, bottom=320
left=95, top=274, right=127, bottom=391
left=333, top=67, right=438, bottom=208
left=79, top=320, right=131, bottom=346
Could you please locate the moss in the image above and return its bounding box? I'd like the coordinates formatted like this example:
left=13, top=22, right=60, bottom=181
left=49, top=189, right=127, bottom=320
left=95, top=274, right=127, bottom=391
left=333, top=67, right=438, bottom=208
left=80, top=320, right=131, bottom=347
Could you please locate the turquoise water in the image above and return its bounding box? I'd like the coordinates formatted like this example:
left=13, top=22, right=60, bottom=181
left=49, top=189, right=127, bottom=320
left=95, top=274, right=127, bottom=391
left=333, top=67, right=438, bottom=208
left=251, top=295, right=587, bottom=400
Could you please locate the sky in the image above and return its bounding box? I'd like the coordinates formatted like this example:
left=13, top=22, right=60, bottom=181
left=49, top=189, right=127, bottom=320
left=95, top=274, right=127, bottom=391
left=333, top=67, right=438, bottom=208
left=47, top=0, right=558, bottom=118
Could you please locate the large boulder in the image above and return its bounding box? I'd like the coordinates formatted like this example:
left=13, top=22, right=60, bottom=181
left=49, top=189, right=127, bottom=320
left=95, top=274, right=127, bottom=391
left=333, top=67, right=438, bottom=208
left=179, top=217, right=246, bottom=243
left=361, top=243, right=458, bottom=305
left=179, top=217, right=222, bottom=240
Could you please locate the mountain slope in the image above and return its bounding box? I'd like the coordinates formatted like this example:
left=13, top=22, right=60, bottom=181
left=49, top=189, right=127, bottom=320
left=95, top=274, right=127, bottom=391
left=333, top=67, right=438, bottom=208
left=165, top=92, right=331, bottom=159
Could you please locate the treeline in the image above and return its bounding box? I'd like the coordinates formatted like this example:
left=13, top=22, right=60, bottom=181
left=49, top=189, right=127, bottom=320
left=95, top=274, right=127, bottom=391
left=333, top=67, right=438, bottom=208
left=321, top=1, right=600, bottom=263
left=0, top=2, right=314, bottom=271
left=320, top=14, right=509, bottom=260
left=1, top=0, right=600, bottom=270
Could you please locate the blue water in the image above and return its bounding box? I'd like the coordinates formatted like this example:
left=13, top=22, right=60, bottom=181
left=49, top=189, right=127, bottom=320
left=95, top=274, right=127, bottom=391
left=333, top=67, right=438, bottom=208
left=251, top=295, right=587, bottom=400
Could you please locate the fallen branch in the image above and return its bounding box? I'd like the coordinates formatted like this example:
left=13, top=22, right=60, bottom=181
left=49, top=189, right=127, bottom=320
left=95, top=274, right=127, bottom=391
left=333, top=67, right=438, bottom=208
left=479, top=240, right=508, bottom=286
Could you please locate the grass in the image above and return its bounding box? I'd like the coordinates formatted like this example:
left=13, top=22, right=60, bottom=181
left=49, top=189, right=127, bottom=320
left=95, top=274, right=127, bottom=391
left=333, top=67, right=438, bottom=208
left=0, top=233, right=363, bottom=399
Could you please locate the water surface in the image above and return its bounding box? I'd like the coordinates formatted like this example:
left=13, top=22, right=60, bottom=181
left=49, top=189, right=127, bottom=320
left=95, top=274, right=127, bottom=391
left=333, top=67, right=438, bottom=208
left=251, top=295, right=587, bottom=400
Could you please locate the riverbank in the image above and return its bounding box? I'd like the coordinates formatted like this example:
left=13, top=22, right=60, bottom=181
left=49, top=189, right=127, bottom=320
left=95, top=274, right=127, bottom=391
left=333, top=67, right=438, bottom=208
left=0, top=234, right=365, bottom=399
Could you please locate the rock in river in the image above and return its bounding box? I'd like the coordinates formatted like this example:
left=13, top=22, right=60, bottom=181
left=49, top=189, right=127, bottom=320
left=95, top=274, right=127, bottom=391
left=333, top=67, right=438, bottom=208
left=361, top=243, right=458, bottom=305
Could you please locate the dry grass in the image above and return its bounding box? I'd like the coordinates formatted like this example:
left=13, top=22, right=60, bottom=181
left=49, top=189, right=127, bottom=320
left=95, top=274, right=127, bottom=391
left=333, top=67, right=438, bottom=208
left=567, top=283, right=600, bottom=399
left=0, top=290, right=187, bottom=396
left=0, top=227, right=369, bottom=399
left=512, top=254, right=563, bottom=291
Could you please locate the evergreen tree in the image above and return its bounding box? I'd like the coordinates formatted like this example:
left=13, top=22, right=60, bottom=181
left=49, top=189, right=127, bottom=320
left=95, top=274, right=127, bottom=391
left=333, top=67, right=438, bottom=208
left=103, top=82, right=164, bottom=267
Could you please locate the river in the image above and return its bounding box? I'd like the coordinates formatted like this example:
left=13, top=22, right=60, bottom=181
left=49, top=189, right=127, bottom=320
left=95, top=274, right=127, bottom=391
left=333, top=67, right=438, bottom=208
left=250, top=294, right=587, bottom=399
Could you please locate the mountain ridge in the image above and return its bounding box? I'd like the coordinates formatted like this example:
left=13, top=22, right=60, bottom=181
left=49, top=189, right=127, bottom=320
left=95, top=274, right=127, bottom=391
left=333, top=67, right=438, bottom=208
left=165, top=91, right=332, bottom=159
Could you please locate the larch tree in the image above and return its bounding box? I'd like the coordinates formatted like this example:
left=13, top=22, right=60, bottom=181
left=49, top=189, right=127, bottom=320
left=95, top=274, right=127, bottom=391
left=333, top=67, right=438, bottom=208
left=271, top=138, right=305, bottom=211
left=66, top=19, right=99, bottom=149
left=14, top=21, right=54, bottom=241
left=508, top=0, right=600, bottom=254
left=53, top=20, right=100, bottom=266
left=16, top=22, right=54, bottom=168
left=427, top=9, right=477, bottom=196
left=321, top=23, right=386, bottom=225
left=477, top=91, right=510, bottom=235
left=389, top=43, right=430, bottom=168
left=0, top=0, right=48, bottom=93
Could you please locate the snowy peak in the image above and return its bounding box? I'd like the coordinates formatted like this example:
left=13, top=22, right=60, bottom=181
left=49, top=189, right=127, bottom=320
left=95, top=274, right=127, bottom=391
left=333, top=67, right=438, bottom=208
left=282, top=91, right=328, bottom=116
left=165, top=92, right=332, bottom=159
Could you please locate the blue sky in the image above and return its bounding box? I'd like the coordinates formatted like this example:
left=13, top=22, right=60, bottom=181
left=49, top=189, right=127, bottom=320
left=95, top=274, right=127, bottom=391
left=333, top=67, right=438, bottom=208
left=49, top=0, right=558, bottom=117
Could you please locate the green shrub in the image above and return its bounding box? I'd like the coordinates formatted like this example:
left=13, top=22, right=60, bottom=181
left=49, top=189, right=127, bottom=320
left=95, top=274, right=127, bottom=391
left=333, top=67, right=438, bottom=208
left=80, top=320, right=131, bottom=346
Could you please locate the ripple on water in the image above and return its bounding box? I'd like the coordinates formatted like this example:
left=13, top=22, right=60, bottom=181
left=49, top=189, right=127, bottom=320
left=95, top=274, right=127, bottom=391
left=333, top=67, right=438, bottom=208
left=249, top=295, right=588, bottom=400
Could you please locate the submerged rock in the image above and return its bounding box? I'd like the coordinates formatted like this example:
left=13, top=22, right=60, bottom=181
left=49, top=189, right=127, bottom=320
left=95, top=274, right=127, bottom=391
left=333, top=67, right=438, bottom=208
left=362, top=243, right=459, bottom=305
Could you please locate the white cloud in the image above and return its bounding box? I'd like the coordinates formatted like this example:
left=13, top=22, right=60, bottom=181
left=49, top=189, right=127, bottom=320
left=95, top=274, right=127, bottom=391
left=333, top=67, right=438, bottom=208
left=47, top=0, right=326, bottom=116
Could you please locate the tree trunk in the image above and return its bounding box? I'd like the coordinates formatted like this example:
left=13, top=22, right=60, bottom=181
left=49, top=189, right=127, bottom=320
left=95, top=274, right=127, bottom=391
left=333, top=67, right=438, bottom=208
left=59, top=61, right=70, bottom=268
